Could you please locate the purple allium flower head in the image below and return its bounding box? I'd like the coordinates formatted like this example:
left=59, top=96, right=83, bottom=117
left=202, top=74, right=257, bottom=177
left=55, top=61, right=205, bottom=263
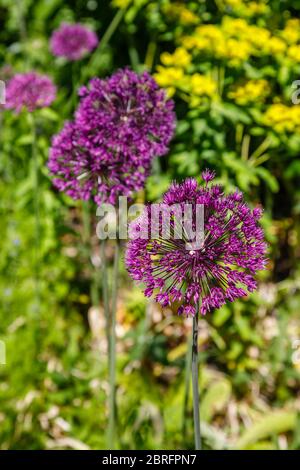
left=5, top=72, right=56, bottom=113
left=50, top=23, right=98, bottom=61
left=48, top=68, right=175, bottom=204
left=126, top=171, right=268, bottom=316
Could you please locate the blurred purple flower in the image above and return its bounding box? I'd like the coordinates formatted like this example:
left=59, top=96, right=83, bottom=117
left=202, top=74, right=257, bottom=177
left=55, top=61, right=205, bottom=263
left=126, top=171, right=268, bottom=316
left=50, top=23, right=98, bottom=61
left=5, top=72, right=56, bottom=113
left=48, top=68, right=175, bottom=204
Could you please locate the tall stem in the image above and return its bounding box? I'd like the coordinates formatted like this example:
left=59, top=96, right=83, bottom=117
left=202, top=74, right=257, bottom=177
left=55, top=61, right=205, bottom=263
left=100, top=240, right=110, bottom=352
left=82, top=200, right=99, bottom=305
left=101, top=9, right=125, bottom=51
left=182, top=333, right=192, bottom=437
left=17, top=0, right=27, bottom=43
left=82, top=200, right=91, bottom=244
left=108, top=238, right=120, bottom=449
left=71, top=61, right=78, bottom=113
left=82, top=8, right=125, bottom=82
left=192, top=314, right=201, bottom=450
left=31, top=115, right=40, bottom=316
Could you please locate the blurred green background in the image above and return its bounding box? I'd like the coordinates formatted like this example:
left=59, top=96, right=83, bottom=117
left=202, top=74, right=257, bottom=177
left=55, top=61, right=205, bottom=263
left=0, top=0, right=300, bottom=450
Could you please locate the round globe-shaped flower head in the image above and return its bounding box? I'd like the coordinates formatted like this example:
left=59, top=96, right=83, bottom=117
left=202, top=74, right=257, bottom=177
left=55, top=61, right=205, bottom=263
left=48, top=68, right=176, bottom=204
left=126, top=170, right=268, bottom=316
left=5, top=72, right=56, bottom=113
left=50, top=23, right=98, bottom=61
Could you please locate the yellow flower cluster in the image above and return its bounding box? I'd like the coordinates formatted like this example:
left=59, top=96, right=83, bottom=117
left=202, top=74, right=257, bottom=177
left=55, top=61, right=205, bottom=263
left=221, top=0, right=270, bottom=18
left=263, top=36, right=286, bottom=56
left=163, top=2, right=199, bottom=25
left=113, top=1, right=300, bottom=69
left=281, top=19, right=300, bottom=44
left=160, top=47, right=191, bottom=68
left=279, top=19, right=300, bottom=61
left=155, top=9, right=300, bottom=118
left=263, top=104, right=300, bottom=134
left=190, top=74, right=217, bottom=97
left=154, top=58, right=217, bottom=103
left=228, top=80, right=270, bottom=105
left=180, top=16, right=289, bottom=66
left=287, top=45, right=300, bottom=63
left=154, top=66, right=185, bottom=97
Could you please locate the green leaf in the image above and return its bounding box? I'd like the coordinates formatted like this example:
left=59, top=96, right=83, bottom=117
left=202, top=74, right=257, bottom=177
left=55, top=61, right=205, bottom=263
left=236, top=411, right=297, bottom=449
left=255, top=167, right=279, bottom=192
left=212, top=306, right=231, bottom=327
left=200, top=379, right=232, bottom=423
left=212, top=102, right=251, bottom=125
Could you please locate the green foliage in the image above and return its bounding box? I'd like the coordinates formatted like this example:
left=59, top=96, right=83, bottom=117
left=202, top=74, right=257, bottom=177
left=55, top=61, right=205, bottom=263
left=236, top=411, right=297, bottom=450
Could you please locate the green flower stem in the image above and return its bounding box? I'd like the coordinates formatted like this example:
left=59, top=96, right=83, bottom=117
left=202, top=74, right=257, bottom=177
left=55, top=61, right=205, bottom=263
left=31, top=114, right=41, bottom=316
left=82, top=8, right=126, bottom=82
left=241, top=134, right=250, bottom=161
left=128, top=34, right=141, bottom=73
left=145, top=41, right=157, bottom=72
left=101, top=8, right=126, bottom=51
left=192, top=313, right=201, bottom=450
left=71, top=61, right=79, bottom=113
left=108, top=238, right=120, bottom=449
left=17, top=0, right=27, bottom=42
left=81, top=200, right=99, bottom=305
left=218, top=65, right=225, bottom=97
left=82, top=200, right=91, bottom=243
left=182, top=333, right=193, bottom=438
left=100, top=240, right=110, bottom=351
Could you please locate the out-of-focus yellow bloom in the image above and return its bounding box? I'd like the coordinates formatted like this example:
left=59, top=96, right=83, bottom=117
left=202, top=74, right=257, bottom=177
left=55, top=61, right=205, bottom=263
left=211, top=37, right=252, bottom=66
left=264, top=103, right=300, bottom=133
left=161, top=47, right=192, bottom=68
left=223, top=17, right=271, bottom=46
left=154, top=66, right=185, bottom=86
left=163, top=2, right=199, bottom=25
left=192, top=25, right=225, bottom=57
left=158, top=8, right=300, bottom=106
left=223, top=0, right=241, bottom=6
left=247, top=26, right=271, bottom=48
left=112, top=0, right=132, bottom=8
left=281, top=19, right=300, bottom=44
left=224, top=38, right=252, bottom=63
left=195, top=24, right=224, bottom=43
left=186, top=36, right=212, bottom=52
left=154, top=62, right=217, bottom=103
left=228, top=79, right=270, bottom=105
left=180, top=35, right=200, bottom=50
left=288, top=45, right=300, bottom=63
left=178, top=8, right=199, bottom=25
left=221, top=17, right=250, bottom=36
left=247, top=1, right=270, bottom=15
left=222, top=0, right=270, bottom=17
left=264, top=36, right=286, bottom=56
left=154, top=66, right=186, bottom=97
left=190, top=73, right=217, bottom=97
left=182, top=21, right=254, bottom=65
left=179, top=17, right=278, bottom=65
